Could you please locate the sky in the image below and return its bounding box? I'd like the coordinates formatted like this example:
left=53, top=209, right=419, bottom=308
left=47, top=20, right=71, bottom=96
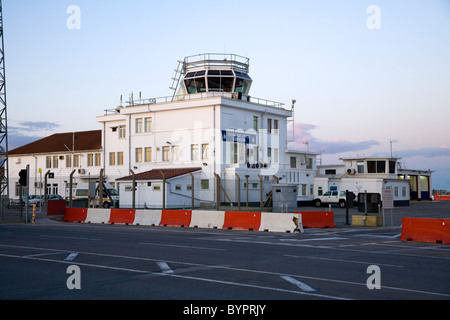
left=3, top=0, right=450, bottom=190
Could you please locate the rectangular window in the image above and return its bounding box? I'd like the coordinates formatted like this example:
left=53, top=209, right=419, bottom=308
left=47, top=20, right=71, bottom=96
left=117, top=152, right=124, bottom=165
left=135, top=118, right=143, bottom=133
left=267, top=118, right=272, bottom=133
left=273, top=119, right=279, bottom=134
left=74, top=155, right=80, bottom=167
left=135, top=148, right=143, bottom=163
left=66, top=155, right=72, bottom=168
left=377, top=160, right=386, bottom=173
left=201, top=179, right=209, bottom=190
left=394, top=187, right=399, bottom=197
left=202, top=144, right=209, bottom=160
left=46, top=156, right=52, bottom=169
left=274, top=148, right=279, bottom=163
left=145, top=147, right=152, bottom=162
left=87, top=154, right=94, bottom=167
left=301, top=184, right=307, bottom=196
left=162, top=146, right=170, bottom=162
left=253, top=116, right=258, bottom=132
left=95, top=153, right=101, bottom=167
left=191, top=144, right=199, bottom=161
left=368, top=160, right=387, bottom=173
left=109, top=152, right=116, bottom=166
left=402, top=187, right=407, bottom=197
left=53, top=156, right=59, bottom=169
left=232, top=142, right=238, bottom=164
left=144, top=117, right=152, bottom=133
left=119, top=126, right=126, bottom=139
left=290, top=157, right=297, bottom=168
left=389, top=161, right=396, bottom=174
left=357, top=161, right=364, bottom=174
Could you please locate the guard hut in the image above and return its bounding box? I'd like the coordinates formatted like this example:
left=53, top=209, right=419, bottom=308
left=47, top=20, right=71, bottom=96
left=272, top=184, right=298, bottom=213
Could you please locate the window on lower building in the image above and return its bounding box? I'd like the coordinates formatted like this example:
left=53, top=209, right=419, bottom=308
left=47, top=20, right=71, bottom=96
left=201, top=179, right=209, bottom=190
left=162, top=146, right=170, bottom=162
left=135, top=148, right=143, bottom=163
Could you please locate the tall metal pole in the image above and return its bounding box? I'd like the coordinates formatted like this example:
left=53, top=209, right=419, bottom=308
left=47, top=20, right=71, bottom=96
left=0, top=0, right=9, bottom=209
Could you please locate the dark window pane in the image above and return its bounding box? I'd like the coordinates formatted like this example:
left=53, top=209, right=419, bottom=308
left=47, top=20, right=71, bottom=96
left=377, top=160, right=386, bottom=173
left=367, top=161, right=376, bottom=173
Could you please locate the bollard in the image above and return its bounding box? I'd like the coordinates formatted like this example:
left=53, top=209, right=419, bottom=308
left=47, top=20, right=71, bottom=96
left=32, top=204, right=36, bottom=224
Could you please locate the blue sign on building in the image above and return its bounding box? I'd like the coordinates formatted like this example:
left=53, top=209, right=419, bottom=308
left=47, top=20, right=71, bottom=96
left=221, top=130, right=257, bottom=144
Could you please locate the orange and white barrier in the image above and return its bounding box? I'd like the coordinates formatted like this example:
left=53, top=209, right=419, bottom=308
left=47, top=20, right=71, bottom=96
left=294, top=211, right=335, bottom=228
left=190, top=210, right=225, bottom=229
left=400, top=218, right=450, bottom=244
left=434, top=194, right=450, bottom=201
left=63, top=208, right=88, bottom=223
left=63, top=208, right=303, bottom=233
left=133, top=210, right=162, bottom=226
left=222, top=211, right=261, bottom=231
left=160, top=210, right=192, bottom=227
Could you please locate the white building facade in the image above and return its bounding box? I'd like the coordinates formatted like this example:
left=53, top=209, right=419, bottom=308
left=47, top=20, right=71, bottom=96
left=7, top=54, right=317, bottom=209
left=314, top=157, right=431, bottom=206
left=97, top=54, right=317, bottom=208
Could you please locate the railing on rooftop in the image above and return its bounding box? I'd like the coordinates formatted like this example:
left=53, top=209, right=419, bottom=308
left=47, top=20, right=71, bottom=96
left=104, top=92, right=286, bottom=115
left=184, top=53, right=250, bottom=71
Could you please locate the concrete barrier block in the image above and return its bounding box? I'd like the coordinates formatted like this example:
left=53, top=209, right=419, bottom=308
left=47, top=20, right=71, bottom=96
left=190, top=210, right=225, bottom=229
left=133, top=210, right=162, bottom=226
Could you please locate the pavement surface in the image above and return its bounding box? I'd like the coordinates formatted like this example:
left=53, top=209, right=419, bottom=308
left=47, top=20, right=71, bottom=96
left=0, top=201, right=449, bottom=309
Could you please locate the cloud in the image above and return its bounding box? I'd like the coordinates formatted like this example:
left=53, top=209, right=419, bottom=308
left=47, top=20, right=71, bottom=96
left=7, top=121, right=60, bottom=150
left=16, top=121, right=60, bottom=132
left=376, top=146, right=450, bottom=159
left=287, top=122, right=380, bottom=154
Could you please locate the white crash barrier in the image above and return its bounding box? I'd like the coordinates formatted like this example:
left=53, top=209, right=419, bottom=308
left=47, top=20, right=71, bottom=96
left=259, top=212, right=303, bottom=233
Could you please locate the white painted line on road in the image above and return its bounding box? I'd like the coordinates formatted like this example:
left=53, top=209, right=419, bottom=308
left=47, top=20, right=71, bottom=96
left=157, top=262, right=174, bottom=274
left=140, top=242, right=226, bottom=251
left=2, top=244, right=450, bottom=299
left=355, top=234, right=401, bottom=239
left=284, top=254, right=404, bottom=268
left=280, top=237, right=347, bottom=242
left=40, top=235, right=101, bottom=241
left=64, top=252, right=79, bottom=262
left=281, top=275, right=317, bottom=292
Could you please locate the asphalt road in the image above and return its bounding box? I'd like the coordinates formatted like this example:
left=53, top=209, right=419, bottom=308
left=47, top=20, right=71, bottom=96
left=0, top=202, right=449, bottom=308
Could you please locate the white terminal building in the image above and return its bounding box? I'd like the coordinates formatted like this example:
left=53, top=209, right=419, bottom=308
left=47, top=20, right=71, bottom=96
left=8, top=54, right=317, bottom=209
left=7, top=53, right=432, bottom=208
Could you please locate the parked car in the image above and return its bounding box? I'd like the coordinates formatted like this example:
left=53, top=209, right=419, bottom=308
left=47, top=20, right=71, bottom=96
left=47, top=194, right=64, bottom=201
left=314, top=190, right=352, bottom=208
left=28, top=195, right=44, bottom=207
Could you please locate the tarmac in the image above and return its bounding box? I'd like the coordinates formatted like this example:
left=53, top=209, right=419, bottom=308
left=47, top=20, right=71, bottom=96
left=1, top=200, right=449, bottom=228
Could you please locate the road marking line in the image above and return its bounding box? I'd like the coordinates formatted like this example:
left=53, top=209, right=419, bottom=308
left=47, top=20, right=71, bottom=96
left=140, top=242, right=226, bottom=251
left=284, top=254, right=404, bottom=268
left=2, top=244, right=450, bottom=298
left=281, top=275, right=317, bottom=292
left=40, top=235, right=101, bottom=241
left=280, top=237, right=347, bottom=242
left=64, top=252, right=79, bottom=261
left=157, top=262, right=174, bottom=274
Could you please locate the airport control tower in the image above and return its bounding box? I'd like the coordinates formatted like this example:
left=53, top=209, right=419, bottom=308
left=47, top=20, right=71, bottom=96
left=170, top=53, right=253, bottom=100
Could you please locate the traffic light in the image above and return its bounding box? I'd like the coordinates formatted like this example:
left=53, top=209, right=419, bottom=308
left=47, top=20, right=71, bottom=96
left=19, top=169, right=28, bottom=187
left=346, top=190, right=355, bottom=208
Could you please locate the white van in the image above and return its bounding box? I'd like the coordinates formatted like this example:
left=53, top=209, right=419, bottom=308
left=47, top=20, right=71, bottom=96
left=68, top=182, right=119, bottom=208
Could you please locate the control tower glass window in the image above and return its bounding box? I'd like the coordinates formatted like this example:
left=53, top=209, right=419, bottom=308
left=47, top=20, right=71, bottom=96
left=183, top=69, right=252, bottom=94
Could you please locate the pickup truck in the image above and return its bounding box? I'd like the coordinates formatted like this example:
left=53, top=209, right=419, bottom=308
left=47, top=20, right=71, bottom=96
left=314, top=190, right=348, bottom=208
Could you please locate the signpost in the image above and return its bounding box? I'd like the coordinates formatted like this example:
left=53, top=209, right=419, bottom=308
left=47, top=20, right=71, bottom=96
left=382, top=187, right=394, bottom=226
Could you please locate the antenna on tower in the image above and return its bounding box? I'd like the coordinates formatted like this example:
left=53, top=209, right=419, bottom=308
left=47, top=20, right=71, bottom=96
left=0, top=0, right=10, bottom=202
